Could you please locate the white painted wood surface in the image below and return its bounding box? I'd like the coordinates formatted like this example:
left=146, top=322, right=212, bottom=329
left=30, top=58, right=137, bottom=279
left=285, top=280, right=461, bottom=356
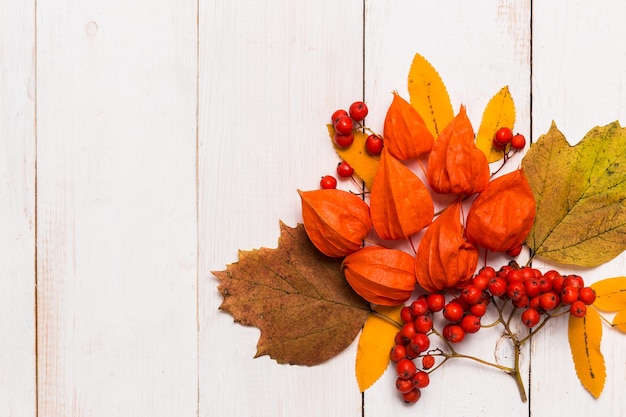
left=0, top=1, right=624, bottom=416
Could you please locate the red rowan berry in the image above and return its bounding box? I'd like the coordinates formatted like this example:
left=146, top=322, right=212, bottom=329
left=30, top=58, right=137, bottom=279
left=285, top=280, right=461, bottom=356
left=472, top=273, right=490, bottom=291
left=488, top=277, right=507, bottom=297
left=414, top=314, right=433, bottom=334
left=564, top=275, right=584, bottom=289
left=333, top=132, right=354, bottom=148
left=460, top=314, right=481, bottom=334
left=513, top=294, right=530, bottom=308
left=319, top=175, right=337, bottom=189
left=410, top=296, right=430, bottom=317
left=570, top=300, right=587, bottom=318
left=395, top=331, right=408, bottom=346
left=409, top=333, right=430, bottom=354
left=469, top=298, right=489, bottom=317
left=399, top=322, right=416, bottom=341
left=400, top=306, right=413, bottom=323
left=421, top=354, right=435, bottom=370
left=578, top=287, right=596, bottom=305
left=538, top=275, right=553, bottom=293
left=552, top=275, right=566, bottom=293
left=396, top=377, right=415, bottom=394
left=348, top=101, right=368, bottom=121
left=334, top=115, right=353, bottom=135
left=521, top=308, right=540, bottom=328
left=426, top=293, right=445, bottom=312
left=506, top=244, right=523, bottom=257
left=443, top=301, right=464, bottom=322
left=529, top=296, right=541, bottom=311
left=331, top=109, right=348, bottom=124
left=396, top=359, right=417, bottom=379
left=561, top=286, right=579, bottom=305
left=539, top=291, right=560, bottom=311
left=506, top=268, right=524, bottom=283
left=401, top=388, right=421, bottom=403
left=412, top=370, right=430, bottom=388
left=443, top=324, right=465, bottom=343
left=524, top=278, right=541, bottom=298
left=405, top=343, right=420, bottom=360
left=461, top=284, right=483, bottom=305
left=511, top=134, right=526, bottom=150
left=390, top=344, right=407, bottom=363
left=365, top=134, right=384, bottom=156
left=495, top=127, right=514, bottom=145
left=507, top=281, right=526, bottom=301
left=479, top=266, right=496, bottom=279
left=336, top=160, right=354, bottom=177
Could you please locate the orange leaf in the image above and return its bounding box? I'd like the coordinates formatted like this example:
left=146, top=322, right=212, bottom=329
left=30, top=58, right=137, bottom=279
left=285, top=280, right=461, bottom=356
left=369, top=149, right=434, bottom=240
left=466, top=169, right=536, bottom=253
left=590, top=277, right=626, bottom=312
left=475, top=86, right=516, bottom=162
left=327, top=125, right=379, bottom=189
left=298, top=188, right=372, bottom=258
left=568, top=307, right=606, bottom=398
left=343, top=246, right=416, bottom=306
left=611, top=309, right=626, bottom=333
left=426, top=106, right=490, bottom=195
left=355, top=305, right=403, bottom=392
left=415, top=200, right=478, bottom=292
left=383, top=92, right=434, bottom=160
left=407, top=53, right=454, bottom=138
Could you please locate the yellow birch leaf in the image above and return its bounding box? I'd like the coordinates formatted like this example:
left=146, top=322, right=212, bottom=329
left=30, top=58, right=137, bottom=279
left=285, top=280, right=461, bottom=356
left=355, top=305, right=403, bottom=392
left=475, top=86, right=516, bottom=162
left=327, top=125, right=379, bottom=190
left=612, top=309, right=626, bottom=333
left=591, top=277, right=626, bottom=312
left=568, top=307, right=606, bottom=398
left=407, top=53, right=454, bottom=139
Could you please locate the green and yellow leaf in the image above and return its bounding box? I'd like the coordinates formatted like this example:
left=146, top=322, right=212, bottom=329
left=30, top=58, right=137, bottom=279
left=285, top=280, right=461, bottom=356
left=407, top=53, right=454, bottom=139
left=568, top=307, right=606, bottom=398
left=327, top=125, right=379, bottom=190
left=523, top=121, right=626, bottom=267
left=355, top=305, right=403, bottom=392
left=590, top=277, right=626, bottom=312
left=475, top=86, right=516, bottom=162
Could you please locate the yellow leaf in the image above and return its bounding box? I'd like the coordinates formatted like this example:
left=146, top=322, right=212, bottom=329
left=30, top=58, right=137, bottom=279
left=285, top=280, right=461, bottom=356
left=327, top=125, right=379, bottom=190
left=475, top=86, right=516, bottom=163
left=612, top=309, right=626, bottom=333
left=407, top=53, right=454, bottom=139
left=591, top=277, right=626, bottom=312
left=355, top=306, right=403, bottom=392
left=568, top=307, right=606, bottom=398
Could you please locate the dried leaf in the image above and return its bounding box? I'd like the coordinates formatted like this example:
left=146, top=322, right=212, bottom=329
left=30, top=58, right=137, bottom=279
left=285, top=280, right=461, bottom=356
left=427, top=106, right=490, bottom=195
left=475, top=86, right=516, bottom=162
left=298, top=188, right=372, bottom=258
left=343, top=246, right=416, bottom=306
left=590, top=277, right=626, bottom=311
left=355, top=305, right=403, bottom=392
left=407, top=53, right=454, bottom=138
left=465, top=169, right=536, bottom=253
left=415, top=200, right=478, bottom=292
left=370, top=149, right=434, bottom=240
left=327, top=125, right=379, bottom=189
left=612, top=309, right=626, bottom=333
left=383, top=92, right=434, bottom=160
left=213, top=222, right=371, bottom=366
left=523, top=121, right=626, bottom=267
left=568, top=307, right=606, bottom=398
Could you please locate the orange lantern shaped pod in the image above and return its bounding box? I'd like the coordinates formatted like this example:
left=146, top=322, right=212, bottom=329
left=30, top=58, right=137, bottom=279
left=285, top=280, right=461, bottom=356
left=383, top=92, right=434, bottom=160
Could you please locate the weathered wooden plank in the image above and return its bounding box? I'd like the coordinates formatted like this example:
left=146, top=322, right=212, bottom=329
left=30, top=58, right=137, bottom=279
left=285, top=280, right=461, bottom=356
left=35, top=2, right=198, bottom=416
left=363, top=1, right=531, bottom=415
left=531, top=2, right=626, bottom=416
left=198, top=1, right=365, bottom=416
left=0, top=1, right=36, bottom=415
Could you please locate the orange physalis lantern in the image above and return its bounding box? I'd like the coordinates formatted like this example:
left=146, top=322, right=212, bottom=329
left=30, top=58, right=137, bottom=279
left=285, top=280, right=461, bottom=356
left=383, top=92, right=434, bottom=160
left=343, top=246, right=416, bottom=306
left=465, top=169, right=536, bottom=253
left=427, top=106, right=490, bottom=195
left=415, top=200, right=478, bottom=292
left=298, top=189, right=372, bottom=258
left=369, top=148, right=434, bottom=240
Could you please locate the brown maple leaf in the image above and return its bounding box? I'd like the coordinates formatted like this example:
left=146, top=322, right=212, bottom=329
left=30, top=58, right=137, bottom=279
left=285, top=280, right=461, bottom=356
left=213, top=221, right=371, bottom=366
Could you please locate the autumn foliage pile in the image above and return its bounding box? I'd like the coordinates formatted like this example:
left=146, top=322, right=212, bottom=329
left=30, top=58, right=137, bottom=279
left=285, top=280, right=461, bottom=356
left=215, top=53, right=626, bottom=407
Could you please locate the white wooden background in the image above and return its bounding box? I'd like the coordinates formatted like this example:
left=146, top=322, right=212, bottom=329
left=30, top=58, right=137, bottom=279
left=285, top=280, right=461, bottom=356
left=2, top=1, right=626, bottom=416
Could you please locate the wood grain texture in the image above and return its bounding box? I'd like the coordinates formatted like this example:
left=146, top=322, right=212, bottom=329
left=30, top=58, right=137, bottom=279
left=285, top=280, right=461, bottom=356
left=363, top=2, right=531, bottom=415
left=0, top=1, right=36, bottom=416
left=531, top=2, right=626, bottom=416
left=198, top=1, right=366, bottom=416
left=35, top=1, right=198, bottom=416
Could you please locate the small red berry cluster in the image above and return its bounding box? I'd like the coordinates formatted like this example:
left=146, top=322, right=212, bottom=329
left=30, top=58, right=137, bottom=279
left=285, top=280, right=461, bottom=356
left=493, top=126, right=526, bottom=151
left=320, top=101, right=384, bottom=189
left=389, top=263, right=596, bottom=405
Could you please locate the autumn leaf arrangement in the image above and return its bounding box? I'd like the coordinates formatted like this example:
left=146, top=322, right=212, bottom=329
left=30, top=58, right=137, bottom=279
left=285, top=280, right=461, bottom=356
left=214, top=53, right=626, bottom=405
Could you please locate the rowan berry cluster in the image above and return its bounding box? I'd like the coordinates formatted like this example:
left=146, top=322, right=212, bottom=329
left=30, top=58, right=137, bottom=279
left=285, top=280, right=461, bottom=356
left=493, top=126, right=526, bottom=151
left=389, top=263, right=597, bottom=405
left=320, top=101, right=383, bottom=189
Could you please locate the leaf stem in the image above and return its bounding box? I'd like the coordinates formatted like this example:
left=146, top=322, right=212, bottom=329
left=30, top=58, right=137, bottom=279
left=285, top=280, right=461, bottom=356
left=370, top=311, right=403, bottom=329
